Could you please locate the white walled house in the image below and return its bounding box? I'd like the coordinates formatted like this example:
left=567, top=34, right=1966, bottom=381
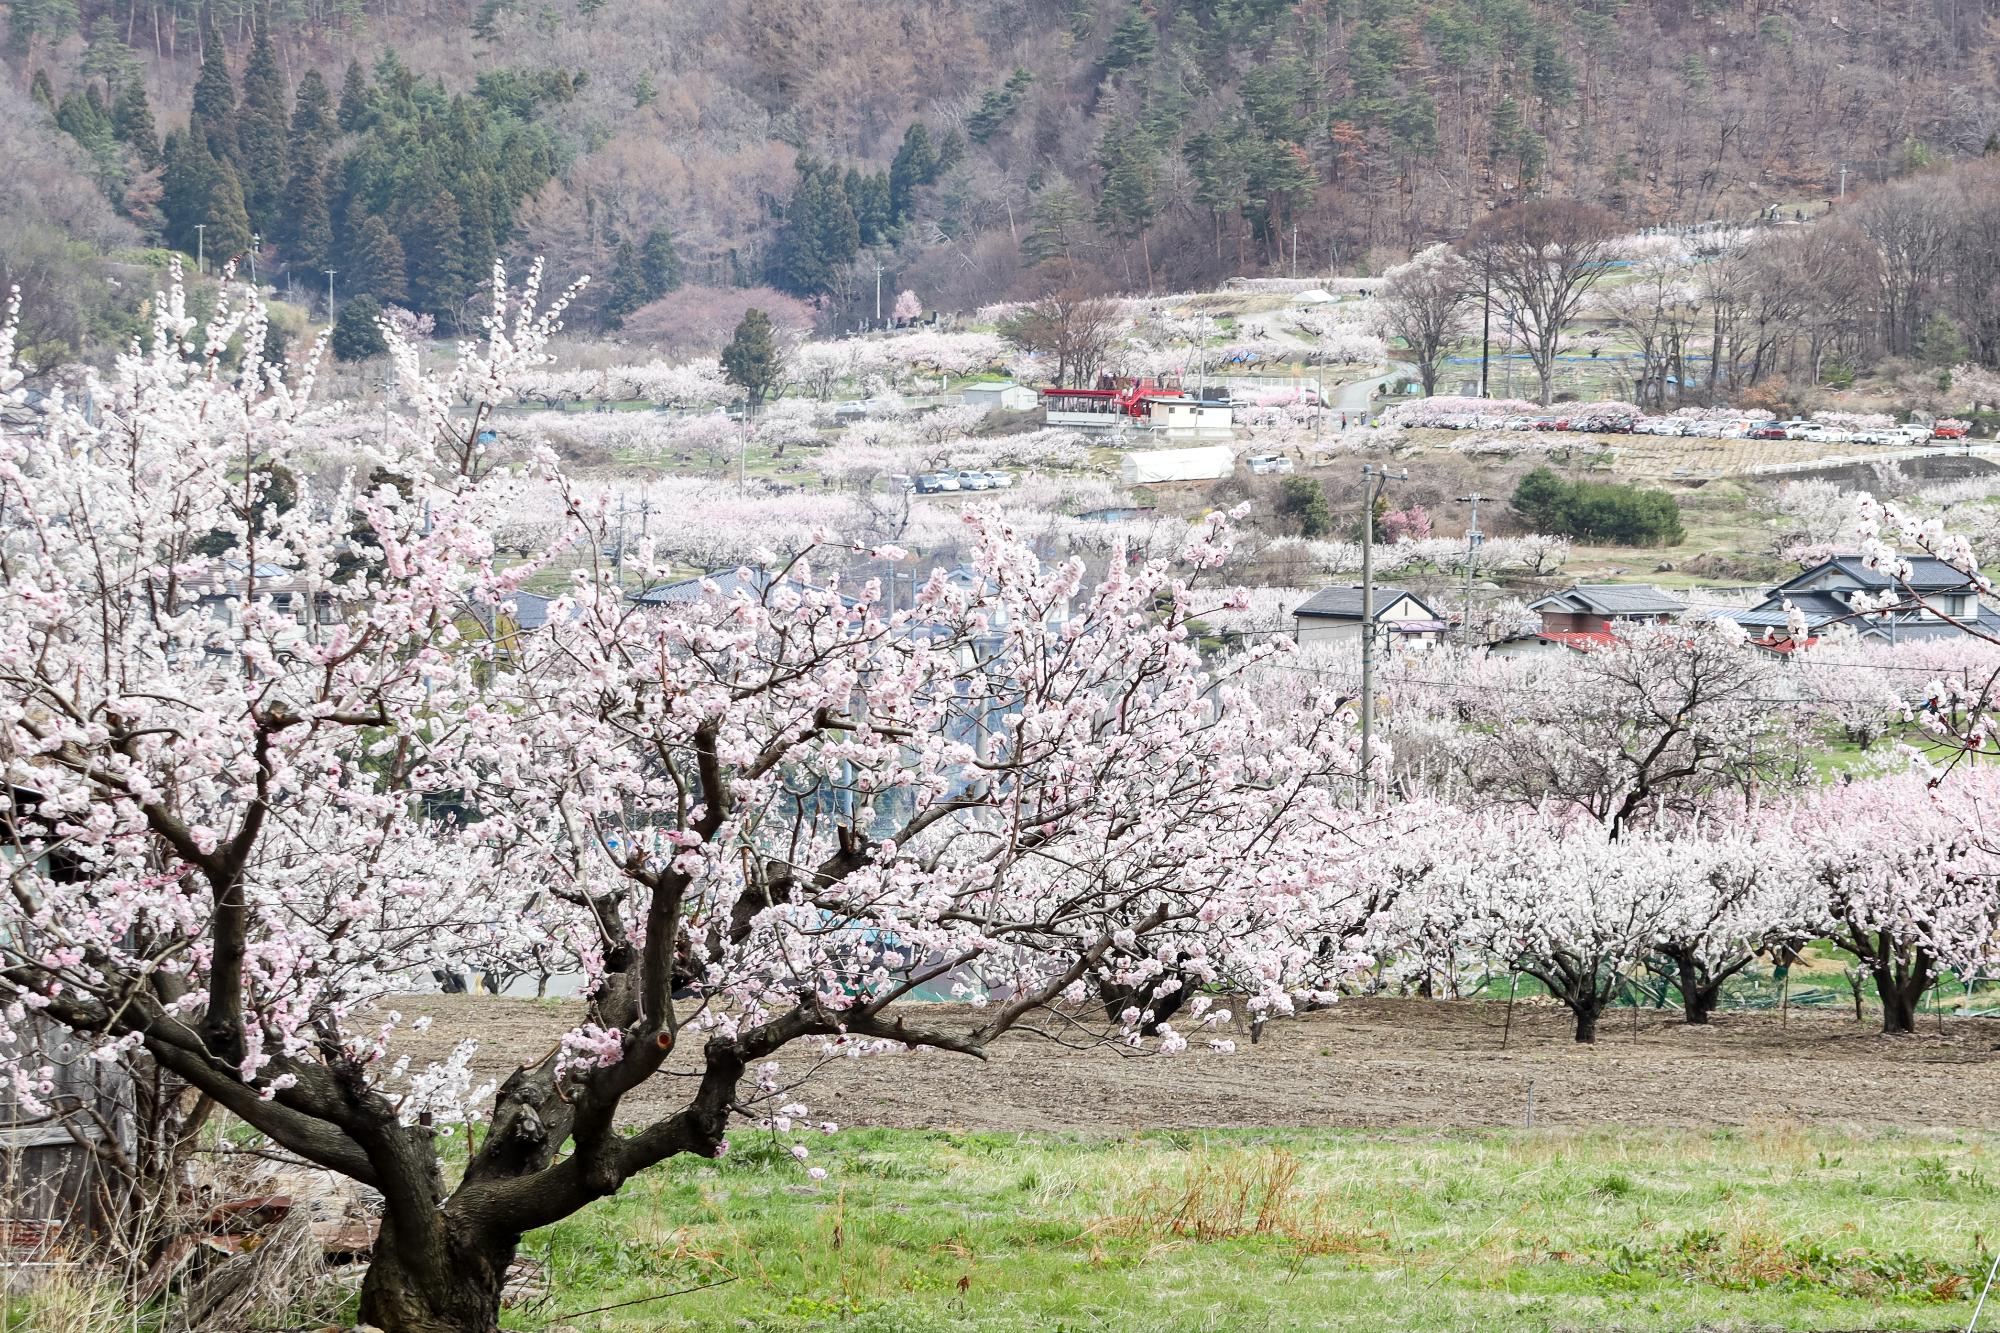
left=1292, top=586, right=1449, bottom=648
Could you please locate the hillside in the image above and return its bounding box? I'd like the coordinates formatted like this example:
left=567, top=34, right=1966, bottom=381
left=5, top=0, right=2000, bottom=358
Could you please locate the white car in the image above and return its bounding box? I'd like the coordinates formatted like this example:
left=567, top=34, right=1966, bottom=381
left=1248, top=454, right=1295, bottom=476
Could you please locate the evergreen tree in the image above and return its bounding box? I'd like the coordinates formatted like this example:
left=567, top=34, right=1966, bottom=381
left=770, top=159, right=858, bottom=296
left=207, top=159, right=254, bottom=262
left=286, top=155, right=333, bottom=271
left=29, top=67, right=55, bottom=110
left=112, top=79, right=160, bottom=168
left=601, top=240, right=648, bottom=327
left=331, top=293, right=387, bottom=361
left=288, top=69, right=336, bottom=164
left=888, top=123, right=939, bottom=222
left=404, top=190, right=467, bottom=317
left=7, top=0, right=78, bottom=57
left=847, top=168, right=893, bottom=246
left=337, top=59, right=370, bottom=131
left=936, top=125, right=966, bottom=174
left=458, top=184, right=498, bottom=304
left=1095, top=125, right=1158, bottom=285
left=79, top=16, right=139, bottom=88
left=236, top=11, right=290, bottom=232
left=56, top=87, right=115, bottom=155
left=192, top=18, right=237, bottom=162
left=1023, top=180, right=1091, bottom=278
left=639, top=225, right=681, bottom=297
left=1105, top=3, right=1156, bottom=71
left=721, top=308, right=782, bottom=408
left=347, top=214, right=408, bottom=303
left=161, top=121, right=220, bottom=253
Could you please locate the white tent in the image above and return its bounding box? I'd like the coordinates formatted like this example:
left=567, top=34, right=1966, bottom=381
left=1121, top=446, right=1235, bottom=485
left=1290, top=288, right=1337, bottom=305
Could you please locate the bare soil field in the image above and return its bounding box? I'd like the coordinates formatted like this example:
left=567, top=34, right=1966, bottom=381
left=393, top=996, right=2000, bottom=1133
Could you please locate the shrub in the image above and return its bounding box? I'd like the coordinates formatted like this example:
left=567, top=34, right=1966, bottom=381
left=1511, top=467, right=1684, bottom=546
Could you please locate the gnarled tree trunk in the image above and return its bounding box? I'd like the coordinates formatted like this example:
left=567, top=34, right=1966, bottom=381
left=357, top=1216, right=514, bottom=1333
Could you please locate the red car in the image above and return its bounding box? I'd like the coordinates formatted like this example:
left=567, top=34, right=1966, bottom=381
left=1932, top=422, right=1970, bottom=440
left=1749, top=423, right=1789, bottom=440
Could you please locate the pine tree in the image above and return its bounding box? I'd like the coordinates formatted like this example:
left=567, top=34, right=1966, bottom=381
left=601, top=240, right=648, bottom=328
left=1105, top=3, right=1156, bottom=71
left=286, top=154, right=332, bottom=271
left=639, top=226, right=681, bottom=296
left=80, top=16, right=139, bottom=88
left=331, top=293, right=387, bottom=361
left=770, top=160, right=858, bottom=296
left=721, top=308, right=782, bottom=408
left=404, top=190, right=467, bottom=317
left=161, top=121, right=220, bottom=254
left=113, top=79, right=160, bottom=167
left=347, top=215, right=408, bottom=304
left=458, top=184, right=498, bottom=303
left=192, top=18, right=237, bottom=163
left=288, top=69, right=336, bottom=163
left=29, top=67, right=55, bottom=110
left=1095, top=125, right=1158, bottom=286
left=236, top=11, right=289, bottom=232
left=207, top=159, right=254, bottom=262
left=337, top=59, right=370, bottom=132
left=888, top=123, right=939, bottom=222
left=7, top=0, right=78, bottom=58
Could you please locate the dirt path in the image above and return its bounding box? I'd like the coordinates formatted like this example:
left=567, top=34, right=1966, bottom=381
left=391, top=996, right=2000, bottom=1133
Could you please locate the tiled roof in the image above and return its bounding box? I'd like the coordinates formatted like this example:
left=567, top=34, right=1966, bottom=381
left=1529, top=583, right=1687, bottom=616
left=1779, top=555, right=1980, bottom=595
left=1293, top=586, right=1436, bottom=620
left=629, top=568, right=774, bottom=605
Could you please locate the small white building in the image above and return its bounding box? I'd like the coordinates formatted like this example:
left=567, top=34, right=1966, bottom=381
left=960, top=382, right=1039, bottom=413
left=1145, top=398, right=1236, bottom=439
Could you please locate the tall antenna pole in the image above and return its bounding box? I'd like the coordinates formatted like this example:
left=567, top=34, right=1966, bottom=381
left=194, top=224, right=206, bottom=277
left=324, top=269, right=337, bottom=321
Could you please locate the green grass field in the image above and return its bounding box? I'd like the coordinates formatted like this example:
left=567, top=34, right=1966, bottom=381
left=511, top=1126, right=2000, bottom=1332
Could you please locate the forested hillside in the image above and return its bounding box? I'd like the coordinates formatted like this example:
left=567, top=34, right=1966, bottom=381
left=6, top=0, right=2000, bottom=358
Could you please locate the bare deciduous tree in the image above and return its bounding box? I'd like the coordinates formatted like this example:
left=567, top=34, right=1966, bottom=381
left=1000, top=289, right=1122, bottom=388
left=1458, top=200, right=1618, bottom=406
left=1377, top=243, right=1475, bottom=396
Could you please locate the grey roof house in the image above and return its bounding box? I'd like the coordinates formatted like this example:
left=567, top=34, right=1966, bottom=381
left=1292, top=586, right=1449, bottom=647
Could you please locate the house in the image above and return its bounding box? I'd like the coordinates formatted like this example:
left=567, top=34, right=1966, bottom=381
left=1527, top=584, right=1687, bottom=635
left=628, top=568, right=777, bottom=607
left=959, top=382, right=1039, bottom=413
left=1292, top=586, right=1450, bottom=648
left=1726, top=554, right=2000, bottom=644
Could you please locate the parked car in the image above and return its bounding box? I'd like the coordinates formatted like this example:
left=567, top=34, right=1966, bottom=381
left=948, top=469, right=993, bottom=491
left=1247, top=454, right=1295, bottom=476
left=1531, top=416, right=1570, bottom=431
left=913, top=473, right=960, bottom=494
left=1748, top=423, right=1789, bottom=440
left=975, top=470, right=1014, bottom=488
left=1933, top=421, right=1971, bottom=440
left=1500, top=415, right=1539, bottom=432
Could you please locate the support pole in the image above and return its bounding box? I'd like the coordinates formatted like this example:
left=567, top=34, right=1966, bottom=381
left=1359, top=464, right=1406, bottom=802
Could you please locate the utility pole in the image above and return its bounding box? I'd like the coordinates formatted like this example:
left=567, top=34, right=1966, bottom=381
left=1457, top=493, right=1485, bottom=645
left=194, top=224, right=206, bottom=277
left=324, top=269, right=337, bottom=322
left=248, top=233, right=260, bottom=287
left=1838, top=164, right=1848, bottom=200
left=1479, top=271, right=1491, bottom=398
left=1291, top=225, right=1299, bottom=279
left=874, top=257, right=885, bottom=324
left=1359, top=464, right=1406, bottom=803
